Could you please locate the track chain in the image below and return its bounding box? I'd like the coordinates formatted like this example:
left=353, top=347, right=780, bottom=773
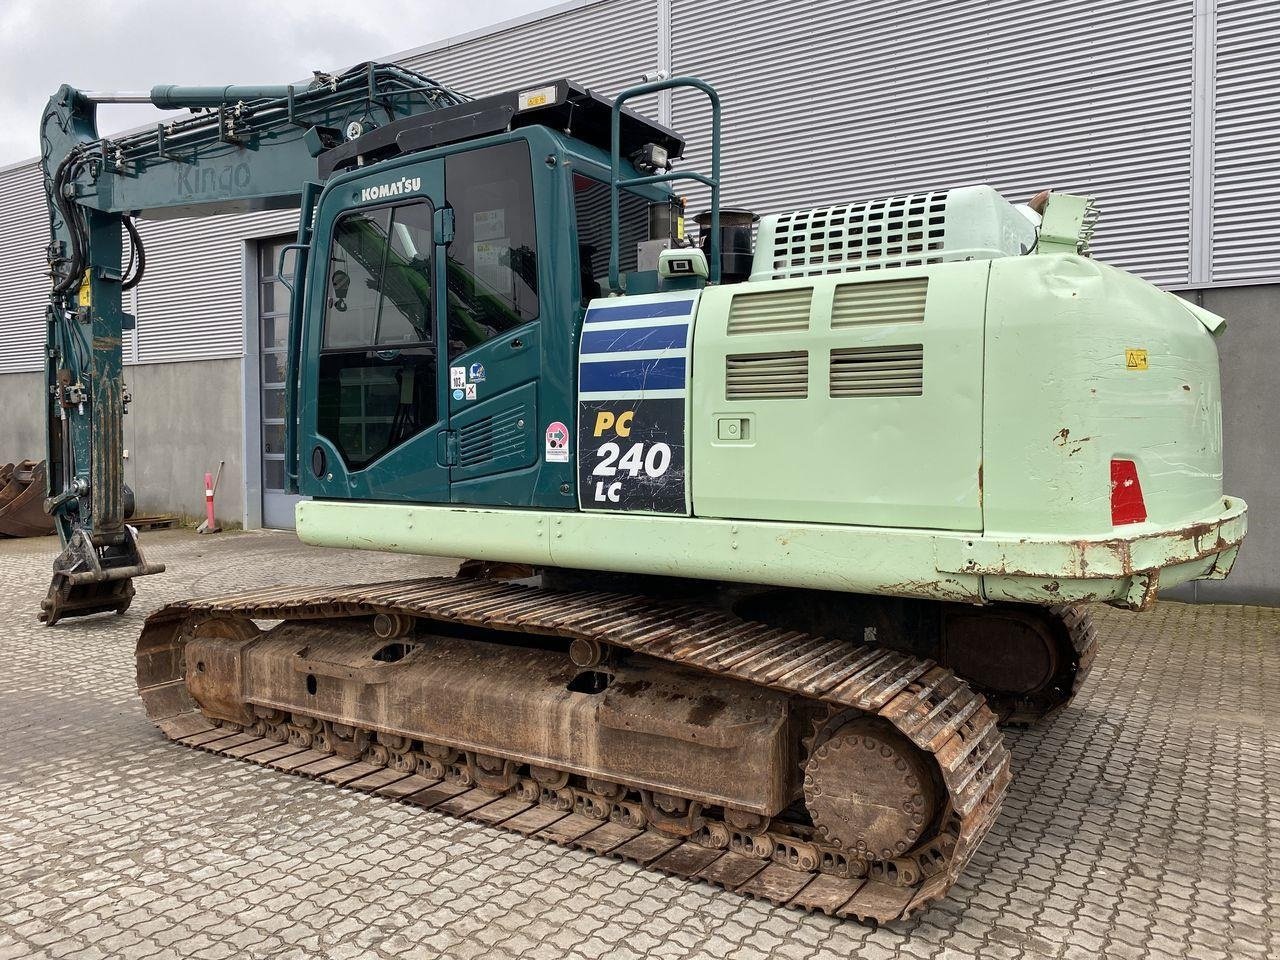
left=136, top=576, right=1013, bottom=924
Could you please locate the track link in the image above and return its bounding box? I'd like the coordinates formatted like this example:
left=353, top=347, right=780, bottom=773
left=136, top=577, right=1012, bottom=924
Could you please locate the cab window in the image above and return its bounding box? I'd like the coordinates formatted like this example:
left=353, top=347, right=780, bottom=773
left=318, top=200, right=437, bottom=470
left=572, top=174, right=651, bottom=305
left=444, top=140, right=539, bottom=359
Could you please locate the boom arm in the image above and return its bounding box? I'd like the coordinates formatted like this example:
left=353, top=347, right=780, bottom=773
left=38, top=62, right=469, bottom=624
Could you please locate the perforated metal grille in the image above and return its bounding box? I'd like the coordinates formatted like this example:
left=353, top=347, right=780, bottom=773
left=764, top=192, right=949, bottom=279
left=831, top=278, right=929, bottom=327
left=725, top=351, right=809, bottom=400
left=829, top=344, right=924, bottom=398
left=727, top=287, right=812, bottom=335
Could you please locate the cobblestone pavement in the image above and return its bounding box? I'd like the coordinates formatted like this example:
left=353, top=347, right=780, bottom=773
left=0, top=529, right=1276, bottom=960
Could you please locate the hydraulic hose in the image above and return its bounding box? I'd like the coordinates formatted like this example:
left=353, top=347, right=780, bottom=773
left=122, top=216, right=145, bottom=291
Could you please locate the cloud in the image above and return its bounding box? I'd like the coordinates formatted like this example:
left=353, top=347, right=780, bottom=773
left=0, top=0, right=550, bottom=165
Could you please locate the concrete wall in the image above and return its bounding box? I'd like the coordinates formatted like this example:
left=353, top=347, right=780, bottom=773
left=1166, top=285, right=1279, bottom=605
left=0, top=359, right=245, bottom=528
left=122, top=358, right=245, bottom=525
left=0, top=371, right=43, bottom=463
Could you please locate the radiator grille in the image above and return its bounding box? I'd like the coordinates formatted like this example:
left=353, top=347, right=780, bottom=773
left=829, top=345, right=924, bottom=397
left=763, top=191, right=948, bottom=279
left=458, top=407, right=527, bottom=466
left=831, top=278, right=928, bottom=327
left=727, top=287, right=812, bottom=335
left=725, top=351, right=809, bottom=400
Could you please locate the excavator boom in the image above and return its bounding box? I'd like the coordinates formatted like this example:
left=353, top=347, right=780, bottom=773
left=38, top=63, right=469, bottom=622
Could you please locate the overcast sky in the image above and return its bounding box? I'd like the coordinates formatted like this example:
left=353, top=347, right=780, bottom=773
left=0, top=0, right=553, bottom=166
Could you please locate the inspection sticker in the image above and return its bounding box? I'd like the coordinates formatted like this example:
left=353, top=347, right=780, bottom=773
left=1125, top=348, right=1149, bottom=370
left=545, top=421, right=570, bottom=463
left=450, top=366, right=466, bottom=389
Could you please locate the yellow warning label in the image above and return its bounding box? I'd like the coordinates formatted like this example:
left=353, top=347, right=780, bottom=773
left=1125, top=348, right=1148, bottom=370
left=517, top=85, right=556, bottom=111
left=77, top=270, right=92, bottom=309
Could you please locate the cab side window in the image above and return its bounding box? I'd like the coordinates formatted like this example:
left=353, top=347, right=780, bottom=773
left=444, top=141, right=539, bottom=359
left=318, top=200, right=437, bottom=470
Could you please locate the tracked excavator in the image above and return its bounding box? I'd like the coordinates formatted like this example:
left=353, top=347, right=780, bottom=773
left=35, top=63, right=1245, bottom=923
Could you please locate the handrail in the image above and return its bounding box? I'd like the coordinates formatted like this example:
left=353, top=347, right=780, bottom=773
left=609, top=77, right=721, bottom=292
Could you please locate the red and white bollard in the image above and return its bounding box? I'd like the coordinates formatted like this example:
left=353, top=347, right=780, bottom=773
left=197, top=463, right=223, bottom=534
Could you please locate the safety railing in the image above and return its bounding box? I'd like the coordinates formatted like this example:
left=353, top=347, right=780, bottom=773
left=609, top=77, right=721, bottom=292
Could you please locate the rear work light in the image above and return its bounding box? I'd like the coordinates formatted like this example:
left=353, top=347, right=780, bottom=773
left=1110, top=459, right=1147, bottom=525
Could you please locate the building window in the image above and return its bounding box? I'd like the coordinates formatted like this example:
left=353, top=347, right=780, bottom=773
left=444, top=140, right=539, bottom=359
left=318, top=200, right=437, bottom=470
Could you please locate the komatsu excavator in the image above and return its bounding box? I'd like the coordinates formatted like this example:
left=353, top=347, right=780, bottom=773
left=34, top=63, right=1245, bottom=923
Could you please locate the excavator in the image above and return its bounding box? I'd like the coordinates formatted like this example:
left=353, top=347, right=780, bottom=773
left=34, top=62, right=1245, bottom=923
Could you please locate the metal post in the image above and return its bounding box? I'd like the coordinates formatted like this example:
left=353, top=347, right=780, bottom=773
left=656, top=0, right=673, bottom=127
left=1190, top=0, right=1216, bottom=286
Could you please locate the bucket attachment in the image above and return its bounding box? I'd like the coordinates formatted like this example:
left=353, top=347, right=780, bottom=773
left=0, top=461, right=55, bottom=538
left=40, top=525, right=165, bottom=625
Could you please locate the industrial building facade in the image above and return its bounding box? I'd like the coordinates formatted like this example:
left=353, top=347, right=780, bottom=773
left=0, top=0, right=1275, bottom=602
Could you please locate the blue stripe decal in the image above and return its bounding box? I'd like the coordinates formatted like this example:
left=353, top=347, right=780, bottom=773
left=581, top=324, right=689, bottom=354
left=583, top=299, right=696, bottom=323
left=578, top=357, right=687, bottom=393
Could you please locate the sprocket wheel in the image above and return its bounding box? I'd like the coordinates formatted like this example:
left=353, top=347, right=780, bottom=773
left=803, top=715, right=940, bottom=862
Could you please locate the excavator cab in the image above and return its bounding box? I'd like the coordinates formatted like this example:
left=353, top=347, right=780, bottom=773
left=290, top=83, right=702, bottom=512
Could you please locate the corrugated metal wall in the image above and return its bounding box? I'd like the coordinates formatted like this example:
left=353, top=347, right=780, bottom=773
left=131, top=210, right=295, bottom=365
left=0, top=164, right=49, bottom=374
left=670, top=0, right=1197, bottom=286
left=1213, top=0, right=1280, bottom=281
left=0, top=0, right=1277, bottom=377
left=401, top=0, right=657, bottom=108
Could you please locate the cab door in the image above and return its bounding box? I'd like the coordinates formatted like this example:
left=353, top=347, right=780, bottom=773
left=439, top=140, right=543, bottom=505
left=298, top=160, right=452, bottom=503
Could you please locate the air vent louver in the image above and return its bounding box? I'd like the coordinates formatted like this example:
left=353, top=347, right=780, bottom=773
left=727, top=287, right=812, bottom=335
left=829, top=345, right=923, bottom=398
left=726, top=351, right=809, bottom=400
left=831, top=278, right=928, bottom=327
left=458, top=407, right=527, bottom=466
left=761, top=191, right=949, bottom=280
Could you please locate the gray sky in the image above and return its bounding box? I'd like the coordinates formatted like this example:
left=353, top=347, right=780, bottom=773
left=0, top=0, right=553, bottom=166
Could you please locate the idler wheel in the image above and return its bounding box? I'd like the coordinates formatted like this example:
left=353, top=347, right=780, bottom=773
left=803, top=716, right=939, bottom=862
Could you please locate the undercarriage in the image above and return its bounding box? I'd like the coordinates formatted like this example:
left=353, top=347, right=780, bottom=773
left=540, top=568, right=1099, bottom=726
left=136, top=576, right=1013, bottom=923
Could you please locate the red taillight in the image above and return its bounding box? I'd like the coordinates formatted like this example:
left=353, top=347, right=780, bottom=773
left=1110, top=459, right=1147, bottom=525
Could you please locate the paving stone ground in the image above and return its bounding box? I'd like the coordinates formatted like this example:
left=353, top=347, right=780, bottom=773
left=0, top=528, right=1276, bottom=960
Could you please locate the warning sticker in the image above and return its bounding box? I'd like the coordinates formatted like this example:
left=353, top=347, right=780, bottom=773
left=1125, top=348, right=1149, bottom=370
left=464, top=383, right=477, bottom=401
left=545, top=421, right=570, bottom=463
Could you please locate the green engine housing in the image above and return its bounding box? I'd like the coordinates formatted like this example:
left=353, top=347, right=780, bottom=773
left=294, top=170, right=1244, bottom=610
